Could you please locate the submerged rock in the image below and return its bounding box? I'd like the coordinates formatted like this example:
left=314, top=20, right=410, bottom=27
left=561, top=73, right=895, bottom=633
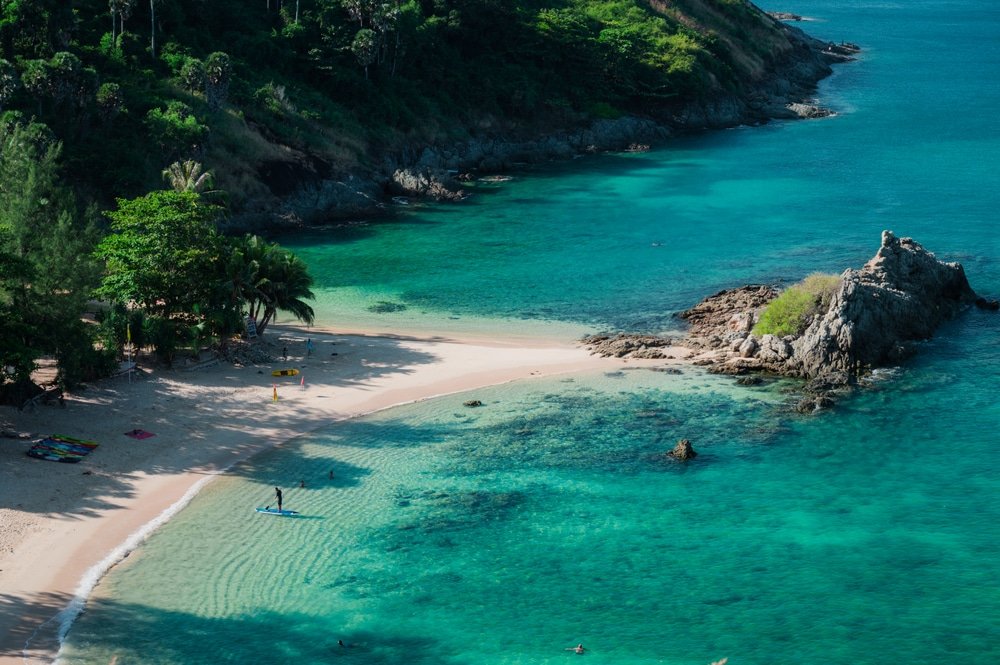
left=975, top=297, right=999, bottom=310
left=668, top=439, right=698, bottom=461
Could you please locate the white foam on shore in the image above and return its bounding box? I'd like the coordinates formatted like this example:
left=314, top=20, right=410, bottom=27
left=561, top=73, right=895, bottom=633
left=31, top=472, right=219, bottom=664
left=28, top=356, right=607, bottom=663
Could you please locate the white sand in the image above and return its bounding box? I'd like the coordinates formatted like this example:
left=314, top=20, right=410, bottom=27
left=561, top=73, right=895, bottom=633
left=0, top=328, right=691, bottom=663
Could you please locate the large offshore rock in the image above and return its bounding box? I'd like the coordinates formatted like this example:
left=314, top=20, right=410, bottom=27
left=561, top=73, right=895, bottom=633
left=784, top=231, right=978, bottom=377
left=585, top=232, right=982, bottom=386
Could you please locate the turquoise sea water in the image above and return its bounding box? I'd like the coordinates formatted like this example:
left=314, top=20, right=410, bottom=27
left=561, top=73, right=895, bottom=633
left=62, top=1, right=1000, bottom=663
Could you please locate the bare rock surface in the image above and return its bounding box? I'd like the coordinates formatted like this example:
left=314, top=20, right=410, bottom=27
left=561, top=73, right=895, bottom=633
left=785, top=231, right=977, bottom=378
left=585, top=232, right=985, bottom=410
left=581, top=333, right=679, bottom=359
left=668, top=439, right=698, bottom=461
left=679, top=285, right=778, bottom=351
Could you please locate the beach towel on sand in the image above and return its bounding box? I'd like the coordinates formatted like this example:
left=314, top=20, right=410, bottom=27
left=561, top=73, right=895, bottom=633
left=27, top=435, right=99, bottom=463
left=124, top=429, right=156, bottom=440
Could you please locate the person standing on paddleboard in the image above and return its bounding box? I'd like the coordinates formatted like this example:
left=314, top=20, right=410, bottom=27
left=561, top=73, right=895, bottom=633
left=275, top=487, right=283, bottom=512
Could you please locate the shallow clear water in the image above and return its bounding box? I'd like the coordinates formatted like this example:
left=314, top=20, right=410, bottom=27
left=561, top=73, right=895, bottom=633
left=281, top=0, right=1000, bottom=335
left=62, top=1, right=1000, bottom=663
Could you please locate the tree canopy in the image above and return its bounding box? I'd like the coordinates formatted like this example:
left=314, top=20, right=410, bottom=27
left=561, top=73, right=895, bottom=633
left=0, top=0, right=797, bottom=208
left=96, top=190, right=225, bottom=318
left=0, top=119, right=108, bottom=395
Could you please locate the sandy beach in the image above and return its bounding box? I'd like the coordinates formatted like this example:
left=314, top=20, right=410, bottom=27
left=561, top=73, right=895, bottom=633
left=0, top=328, right=691, bottom=664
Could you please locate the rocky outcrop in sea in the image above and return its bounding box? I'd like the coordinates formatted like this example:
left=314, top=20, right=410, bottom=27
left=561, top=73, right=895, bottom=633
left=587, top=232, right=988, bottom=405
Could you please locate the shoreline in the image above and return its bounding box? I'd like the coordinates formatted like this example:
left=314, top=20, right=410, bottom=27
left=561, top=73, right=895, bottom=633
left=0, top=328, right=693, bottom=664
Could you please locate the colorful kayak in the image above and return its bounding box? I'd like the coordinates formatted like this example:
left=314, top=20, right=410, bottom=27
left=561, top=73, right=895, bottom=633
left=255, top=507, right=300, bottom=517
left=271, top=368, right=299, bottom=377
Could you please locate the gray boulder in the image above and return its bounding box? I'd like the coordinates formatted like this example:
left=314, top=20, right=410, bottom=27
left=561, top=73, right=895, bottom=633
left=785, top=231, right=977, bottom=377
left=738, top=335, right=759, bottom=358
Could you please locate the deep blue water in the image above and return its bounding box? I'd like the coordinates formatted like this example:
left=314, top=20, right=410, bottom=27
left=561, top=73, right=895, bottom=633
left=62, top=2, right=1000, bottom=663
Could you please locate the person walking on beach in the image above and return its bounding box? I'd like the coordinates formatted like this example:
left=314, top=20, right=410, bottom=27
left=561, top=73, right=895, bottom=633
left=275, top=487, right=283, bottom=512
left=306, top=338, right=314, bottom=356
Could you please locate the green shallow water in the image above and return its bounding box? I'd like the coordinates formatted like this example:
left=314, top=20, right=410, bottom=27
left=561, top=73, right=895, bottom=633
left=64, top=349, right=1000, bottom=664
left=60, top=0, right=1000, bottom=662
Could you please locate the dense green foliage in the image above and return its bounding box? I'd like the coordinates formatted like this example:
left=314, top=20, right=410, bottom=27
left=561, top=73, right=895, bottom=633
left=0, top=0, right=798, bottom=392
left=224, top=234, right=315, bottom=337
left=95, top=193, right=315, bottom=364
left=96, top=191, right=225, bottom=317
left=0, top=0, right=795, bottom=207
left=0, top=121, right=112, bottom=396
left=753, top=273, right=841, bottom=337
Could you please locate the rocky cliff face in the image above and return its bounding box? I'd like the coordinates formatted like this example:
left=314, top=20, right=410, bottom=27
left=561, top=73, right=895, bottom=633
left=588, top=232, right=984, bottom=394
left=682, top=231, right=979, bottom=381
left=783, top=231, right=977, bottom=377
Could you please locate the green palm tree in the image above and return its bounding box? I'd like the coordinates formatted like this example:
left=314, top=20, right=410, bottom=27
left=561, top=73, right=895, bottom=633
left=162, top=159, right=214, bottom=194
left=225, top=235, right=314, bottom=337
left=259, top=251, right=315, bottom=335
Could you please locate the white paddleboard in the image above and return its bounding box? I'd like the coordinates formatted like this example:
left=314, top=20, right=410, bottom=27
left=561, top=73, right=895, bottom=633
left=255, top=507, right=300, bottom=517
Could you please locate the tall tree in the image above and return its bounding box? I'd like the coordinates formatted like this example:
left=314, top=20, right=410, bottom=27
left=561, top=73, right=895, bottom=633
left=0, top=121, right=102, bottom=390
left=203, top=51, right=231, bottom=109
left=351, top=28, right=377, bottom=79
left=95, top=191, right=224, bottom=318
left=150, top=0, right=159, bottom=58
left=224, top=234, right=314, bottom=336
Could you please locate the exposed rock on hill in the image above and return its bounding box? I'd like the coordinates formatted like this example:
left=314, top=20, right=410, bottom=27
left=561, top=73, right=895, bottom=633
left=231, top=16, right=859, bottom=231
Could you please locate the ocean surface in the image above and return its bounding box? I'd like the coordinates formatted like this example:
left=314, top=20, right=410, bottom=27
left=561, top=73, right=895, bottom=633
left=61, top=1, right=1000, bottom=663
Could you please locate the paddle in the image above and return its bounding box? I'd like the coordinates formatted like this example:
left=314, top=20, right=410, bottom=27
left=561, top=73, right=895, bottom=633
left=264, top=486, right=287, bottom=512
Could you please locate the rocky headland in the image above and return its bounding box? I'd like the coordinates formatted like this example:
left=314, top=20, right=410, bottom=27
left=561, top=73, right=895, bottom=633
left=585, top=231, right=993, bottom=410
left=231, top=19, right=859, bottom=231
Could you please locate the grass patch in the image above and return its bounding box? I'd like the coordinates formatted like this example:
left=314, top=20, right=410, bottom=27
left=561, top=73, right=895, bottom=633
left=753, top=273, right=841, bottom=337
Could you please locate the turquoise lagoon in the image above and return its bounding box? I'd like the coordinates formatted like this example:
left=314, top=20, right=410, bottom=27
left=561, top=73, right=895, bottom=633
left=62, top=1, right=999, bottom=663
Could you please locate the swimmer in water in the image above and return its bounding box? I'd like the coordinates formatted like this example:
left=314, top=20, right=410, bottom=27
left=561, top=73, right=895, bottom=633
left=565, top=644, right=586, bottom=654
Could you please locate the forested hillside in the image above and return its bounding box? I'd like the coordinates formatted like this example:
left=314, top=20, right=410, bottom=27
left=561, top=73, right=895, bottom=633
left=0, top=0, right=839, bottom=399
left=0, top=0, right=829, bottom=211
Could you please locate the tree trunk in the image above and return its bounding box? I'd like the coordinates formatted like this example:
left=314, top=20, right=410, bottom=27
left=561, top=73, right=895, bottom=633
left=295, top=0, right=300, bottom=24
left=150, top=0, right=156, bottom=57
left=257, top=308, right=275, bottom=336
left=111, top=10, right=117, bottom=46
left=392, top=30, right=400, bottom=77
